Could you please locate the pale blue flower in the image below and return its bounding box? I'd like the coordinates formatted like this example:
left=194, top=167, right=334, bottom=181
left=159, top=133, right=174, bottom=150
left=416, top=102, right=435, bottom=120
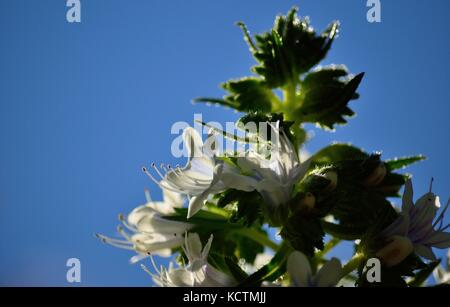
left=287, top=251, right=342, bottom=287
left=379, top=179, right=450, bottom=262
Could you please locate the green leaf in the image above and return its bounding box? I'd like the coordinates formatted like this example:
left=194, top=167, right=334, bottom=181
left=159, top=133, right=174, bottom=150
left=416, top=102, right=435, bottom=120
left=166, top=208, right=235, bottom=231
left=321, top=221, right=366, bottom=240
left=207, top=251, right=233, bottom=277
left=216, top=189, right=264, bottom=226
left=375, top=172, right=407, bottom=197
left=281, top=213, right=325, bottom=256
left=294, top=70, right=364, bottom=129
left=385, top=155, right=426, bottom=171
left=230, top=229, right=266, bottom=263
left=330, top=184, right=399, bottom=234
left=239, top=243, right=291, bottom=286
left=171, top=207, right=228, bottom=221
left=222, top=77, right=277, bottom=113
left=311, top=143, right=368, bottom=167
left=225, top=256, right=249, bottom=283
left=249, top=7, right=339, bottom=88
left=220, top=77, right=276, bottom=113
left=194, top=77, right=278, bottom=113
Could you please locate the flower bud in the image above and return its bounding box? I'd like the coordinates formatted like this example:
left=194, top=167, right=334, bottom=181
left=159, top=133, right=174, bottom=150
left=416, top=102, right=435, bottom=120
left=375, top=235, right=413, bottom=267
left=364, top=163, right=387, bottom=187
left=298, top=192, right=316, bottom=212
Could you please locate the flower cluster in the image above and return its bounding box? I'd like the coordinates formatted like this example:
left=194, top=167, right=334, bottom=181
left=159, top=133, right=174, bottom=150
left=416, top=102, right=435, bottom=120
left=98, top=7, right=449, bottom=287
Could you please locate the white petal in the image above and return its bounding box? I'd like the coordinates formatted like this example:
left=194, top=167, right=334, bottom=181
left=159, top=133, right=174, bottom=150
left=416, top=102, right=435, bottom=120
left=136, top=214, right=192, bottom=234
left=201, top=234, right=214, bottom=260
left=187, top=164, right=224, bottom=218
left=127, top=206, right=157, bottom=226
left=132, top=234, right=184, bottom=254
left=237, top=155, right=274, bottom=180
left=152, top=248, right=173, bottom=257
left=414, top=244, right=437, bottom=261
left=293, top=156, right=312, bottom=183
left=425, top=232, right=450, bottom=249
left=410, top=194, right=440, bottom=230
left=164, top=166, right=212, bottom=195
left=380, top=214, right=410, bottom=238
left=167, top=268, right=195, bottom=287
left=187, top=195, right=207, bottom=219
left=256, top=179, right=290, bottom=207
left=315, top=258, right=342, bottom=287
left=401, top=179, right=414, bottom=213
left=220, top=171, right=258, bottom=192
left=201, top=264, right=236, bottom=287
left=287, top=251, right=312, bottom=287
left=183, top=127, right=204, bottom=160
left=147, top=200, right=175, bottom=215
left=162, top=188, right=184, bottom=208
left=184, top=233, right=203, bottom=261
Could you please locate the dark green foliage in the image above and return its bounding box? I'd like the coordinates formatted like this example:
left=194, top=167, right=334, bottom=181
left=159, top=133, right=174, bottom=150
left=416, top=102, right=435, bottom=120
left=239, top=243, right=291, bottom=287
left=409, top=260, right=441, bottom=287
left=310, top=143, right=368, bottom=167
left=216, top=189, right=264, bottom=227
left=293, top=70, right=364, bottom=129
left=307, top=144, right=422, bottom=239
left=195, top=7, right=363, bottom=132
left=281, top=213, right=325, bottom=256
left=385, top=155, right=426, bottom=171
left=194, top=77, right=277, bottom=113
left=250, top=8, right=339, bottom=88
left=184, top=7, right=431, bottom=288
left=233, top=232, right=266, bottom=263
left=225, top=256, right=249, bottom=283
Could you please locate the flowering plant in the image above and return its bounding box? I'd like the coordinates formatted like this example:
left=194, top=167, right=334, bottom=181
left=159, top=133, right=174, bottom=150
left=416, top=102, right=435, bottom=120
left=98, top=7, right=449, bottom=287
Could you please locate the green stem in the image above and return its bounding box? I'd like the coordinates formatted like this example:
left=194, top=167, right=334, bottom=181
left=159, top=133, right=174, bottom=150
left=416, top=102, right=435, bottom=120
left=315, top=237, right=341, bottom=260
left=283, top=82, right=298, bottom=113
left=341, top=253, right=365, bottom=278
left=311, top=237, right=341, bottom=273
left=233, top=228, right=279, bottom=251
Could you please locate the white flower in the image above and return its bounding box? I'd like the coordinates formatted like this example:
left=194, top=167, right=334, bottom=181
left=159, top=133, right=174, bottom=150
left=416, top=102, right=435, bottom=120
left=433, top=250, right=450, bottom=284
left=97, top=188, right=192, bottom=262
left=143, top=127, right=257, bottom=218
left=287, top=251, right=342, bottom=287
left=378, top=179, right=450, bottom=265
left=236, top=123, right=310, bottom=208
left=149, top=233, right=236, bottom=287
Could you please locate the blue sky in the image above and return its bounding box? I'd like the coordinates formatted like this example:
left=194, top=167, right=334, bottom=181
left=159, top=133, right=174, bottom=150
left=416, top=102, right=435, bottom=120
left=0, top=0, right=448, bottom=286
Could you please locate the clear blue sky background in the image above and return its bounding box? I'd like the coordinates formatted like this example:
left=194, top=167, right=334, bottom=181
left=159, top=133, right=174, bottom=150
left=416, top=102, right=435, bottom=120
left=0, top=0, right=448, bottom=286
